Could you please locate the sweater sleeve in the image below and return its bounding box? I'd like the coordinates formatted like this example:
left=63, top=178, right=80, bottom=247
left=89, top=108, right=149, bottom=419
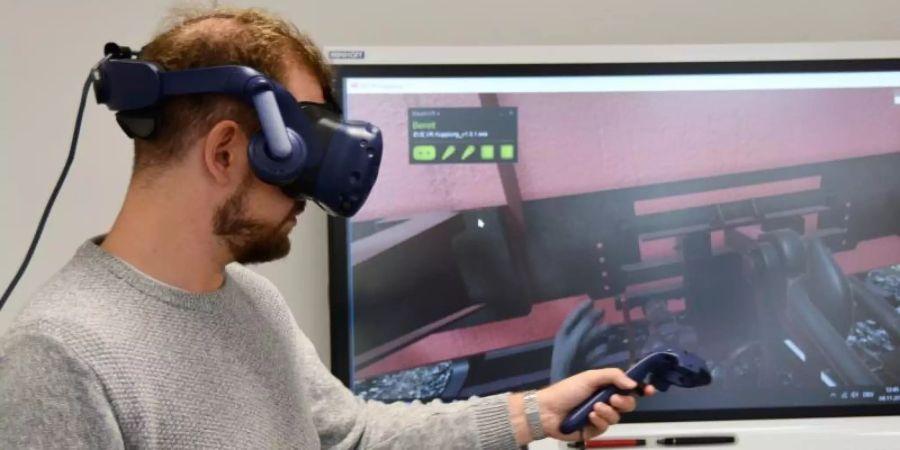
left=0, top=331, right=124, bottom=450
left=297, top=333, right=519, bottom=450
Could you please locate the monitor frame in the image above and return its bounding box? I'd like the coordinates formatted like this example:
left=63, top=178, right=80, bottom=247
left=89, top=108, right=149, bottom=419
left=328, top=57, right=900, bottom=423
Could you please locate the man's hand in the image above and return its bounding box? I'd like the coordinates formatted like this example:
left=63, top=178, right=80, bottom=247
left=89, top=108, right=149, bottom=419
left=509, top=369, right=655, bottom=445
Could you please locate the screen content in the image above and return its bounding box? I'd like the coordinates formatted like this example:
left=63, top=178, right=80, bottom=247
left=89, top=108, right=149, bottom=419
left=341, top=71, right=900, bottom=413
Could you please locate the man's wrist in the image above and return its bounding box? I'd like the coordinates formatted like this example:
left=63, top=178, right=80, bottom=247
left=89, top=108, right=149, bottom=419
left=508, top=392, right=531, bottom=446
left=508, top=390, right=550, bottom=446
left=523, top=390, right=547, bottom=440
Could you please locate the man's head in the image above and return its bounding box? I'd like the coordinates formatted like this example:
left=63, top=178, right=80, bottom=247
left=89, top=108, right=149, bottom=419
left=133, top=7, right=331, bottom=264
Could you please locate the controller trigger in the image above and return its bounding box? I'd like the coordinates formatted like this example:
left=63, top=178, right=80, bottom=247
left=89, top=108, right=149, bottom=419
left=633, top=382, right=648, bottom=396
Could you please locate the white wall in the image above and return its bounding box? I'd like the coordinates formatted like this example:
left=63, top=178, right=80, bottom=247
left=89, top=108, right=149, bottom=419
left=5, top=0, right=900, bottom=369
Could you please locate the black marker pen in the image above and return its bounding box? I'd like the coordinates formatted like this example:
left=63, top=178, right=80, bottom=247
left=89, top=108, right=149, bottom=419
left=657, top=436, right=736, bottom=446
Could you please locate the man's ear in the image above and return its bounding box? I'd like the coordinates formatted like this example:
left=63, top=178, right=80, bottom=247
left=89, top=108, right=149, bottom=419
left=202, top=120, right=248, bottom=186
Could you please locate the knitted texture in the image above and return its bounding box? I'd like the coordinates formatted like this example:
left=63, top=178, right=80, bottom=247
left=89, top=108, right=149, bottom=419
left=0, top=240, right=518, bottom=449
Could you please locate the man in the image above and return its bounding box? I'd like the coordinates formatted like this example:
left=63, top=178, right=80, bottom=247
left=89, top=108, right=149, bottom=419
left=0, top=7, right=651, bottom=449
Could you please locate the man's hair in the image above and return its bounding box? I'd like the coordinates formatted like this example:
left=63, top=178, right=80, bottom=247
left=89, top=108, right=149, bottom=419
left=133, top=7, right=332, bottom=174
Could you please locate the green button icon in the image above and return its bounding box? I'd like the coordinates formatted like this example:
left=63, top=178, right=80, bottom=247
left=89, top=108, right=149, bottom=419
left=461, top=145, right=476, bottom=160
left=481, top=145, right=495, bottom=160
left=413, top=145, right=436, bottom=161
left=441, top=145, right=457, bottom=160
left=501, top=144, right=515, bottom=160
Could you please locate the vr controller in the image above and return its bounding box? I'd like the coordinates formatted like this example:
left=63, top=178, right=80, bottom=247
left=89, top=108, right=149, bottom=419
left=559, top=349, right=712, bottom=435
left=93, top=43, right=383, bottom=217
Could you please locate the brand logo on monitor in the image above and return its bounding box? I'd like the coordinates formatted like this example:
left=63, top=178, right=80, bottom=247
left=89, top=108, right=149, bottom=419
left=329, top=50, right=366, bottom=60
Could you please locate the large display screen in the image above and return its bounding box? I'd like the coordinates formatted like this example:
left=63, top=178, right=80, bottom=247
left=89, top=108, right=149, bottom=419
left=330, top=62, right=900, bottom=421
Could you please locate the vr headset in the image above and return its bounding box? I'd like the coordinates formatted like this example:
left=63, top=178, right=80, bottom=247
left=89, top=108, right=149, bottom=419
left=93, top=43, right=383, bottom=217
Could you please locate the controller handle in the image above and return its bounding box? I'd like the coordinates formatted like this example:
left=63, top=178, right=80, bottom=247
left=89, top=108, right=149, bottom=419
left=558, top=354, right=670, bottom=435
left=559, top=385, right=639, bottom=435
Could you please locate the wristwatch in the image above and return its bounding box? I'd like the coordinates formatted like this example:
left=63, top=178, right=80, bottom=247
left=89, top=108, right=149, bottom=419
left=523, top=390, right=546, bottom=440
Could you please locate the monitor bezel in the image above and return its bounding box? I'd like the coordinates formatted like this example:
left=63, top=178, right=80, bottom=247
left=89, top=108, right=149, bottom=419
left=328, top=58, right=900, bottom=423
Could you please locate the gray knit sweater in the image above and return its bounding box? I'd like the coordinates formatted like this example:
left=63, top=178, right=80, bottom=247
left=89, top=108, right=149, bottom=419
left=0, top=240, right=518, bottom=449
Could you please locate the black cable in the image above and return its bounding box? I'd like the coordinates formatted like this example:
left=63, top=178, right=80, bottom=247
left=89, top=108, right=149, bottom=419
left=0, top=68, right=95, bottom=310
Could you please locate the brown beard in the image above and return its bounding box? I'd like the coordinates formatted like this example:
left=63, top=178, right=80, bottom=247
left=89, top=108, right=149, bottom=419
left=213, top=176, right=295, bottom=265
